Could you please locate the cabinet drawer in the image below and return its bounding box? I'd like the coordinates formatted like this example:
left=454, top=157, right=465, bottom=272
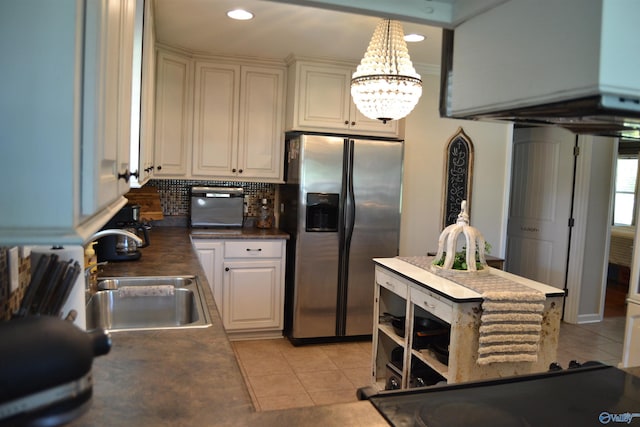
left=410, top=287, right=453, bottom=325
left=376, top=269, right=408, bottom=299
left=224, top=240, right=282, bottom=258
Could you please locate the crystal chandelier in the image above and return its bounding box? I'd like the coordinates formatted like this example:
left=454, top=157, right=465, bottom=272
left=351, top=19, right=422, bottom=123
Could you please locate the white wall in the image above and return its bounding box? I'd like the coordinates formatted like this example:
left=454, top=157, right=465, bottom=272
left=399, top=68, right=513, bottom=258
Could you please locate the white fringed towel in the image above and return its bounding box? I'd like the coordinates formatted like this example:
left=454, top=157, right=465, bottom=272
left=476, top=290, right=545, bottom=365
left=398, top=256, right=546, bottom=365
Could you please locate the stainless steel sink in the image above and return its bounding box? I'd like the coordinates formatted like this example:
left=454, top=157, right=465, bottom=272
left=86, top=276, right=212, bottom=332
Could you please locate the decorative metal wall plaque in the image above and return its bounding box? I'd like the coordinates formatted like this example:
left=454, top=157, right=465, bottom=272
left=442, top=128, right=474, bottom=228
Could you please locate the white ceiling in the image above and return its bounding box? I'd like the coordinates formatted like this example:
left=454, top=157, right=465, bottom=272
left=153, top=0, right=445, bottom=67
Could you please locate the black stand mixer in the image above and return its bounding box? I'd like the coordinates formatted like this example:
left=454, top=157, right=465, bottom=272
left=95, top=204, right=150, bottom=262
left=0, top=316, right=111, bottom=426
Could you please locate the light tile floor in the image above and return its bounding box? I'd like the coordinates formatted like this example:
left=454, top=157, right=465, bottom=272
left=231, top=339, right=372, bottom=411
left=231, top=317, right=627, bottom=412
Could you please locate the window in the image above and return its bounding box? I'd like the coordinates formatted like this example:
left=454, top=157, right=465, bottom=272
left=613, top=156, right=638, bottom=226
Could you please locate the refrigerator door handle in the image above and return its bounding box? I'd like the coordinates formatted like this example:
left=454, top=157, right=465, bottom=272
left=336, top=138, right=356, bottom=336
left=344, top=139, right=356, bottom=246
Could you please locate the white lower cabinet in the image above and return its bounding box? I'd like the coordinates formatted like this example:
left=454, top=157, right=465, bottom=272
left=223, top=259, right=282, bottom=331
left=191, top=240, right=224, bottom=309
left=193, top=238, right=286, bottom=340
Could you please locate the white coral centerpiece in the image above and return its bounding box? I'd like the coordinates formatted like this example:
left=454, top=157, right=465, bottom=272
left=432, top=200, right=488, bottom=275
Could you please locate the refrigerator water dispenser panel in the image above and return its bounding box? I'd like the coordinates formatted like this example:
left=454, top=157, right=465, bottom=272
left=306, top=193, right=339, bottom=232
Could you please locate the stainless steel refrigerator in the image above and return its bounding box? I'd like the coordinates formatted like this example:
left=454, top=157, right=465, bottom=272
left=280, top=133, right=403, bottom=344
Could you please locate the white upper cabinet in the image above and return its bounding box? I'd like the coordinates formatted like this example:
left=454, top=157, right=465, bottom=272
left=153, top=49, right=192, bottom=177
left=154, top=50, right=286, bottom=182
left=192, top=63, right=285, bottom=180
left=236, top=65, right=285, bottom=181
left=192, top=62, right=241, bottom=177
left=0, top=0, right=136, bottom=245
left=83, top=0, right=137, bottom=210
left=286, top=60, right=402, bottom=138
left=131, top=0, right=156, bottom=187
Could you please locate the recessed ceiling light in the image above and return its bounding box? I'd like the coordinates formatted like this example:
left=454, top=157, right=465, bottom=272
left=227, top=9, right=254, bottom=20
left=404, top=33, right=425, bottom=42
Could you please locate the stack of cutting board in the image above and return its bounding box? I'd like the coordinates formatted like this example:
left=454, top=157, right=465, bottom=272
left=125, top=186, right=164, bottom=221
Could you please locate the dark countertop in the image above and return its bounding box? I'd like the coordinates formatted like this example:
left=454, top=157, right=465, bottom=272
left=190, top=226, right=290, bottom=240
left=70, top=226, right=387, bottom=427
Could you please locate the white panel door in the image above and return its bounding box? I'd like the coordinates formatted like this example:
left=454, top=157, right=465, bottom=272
left=237, top=66, right=285, bottom=180
left=136, top=0, right=156, bottom=185
left=115, top=0, right=135, bottom=195
left=192, top=62, right=239, bottom=177
left=506, top=127, right=576, bottom=290
left=192, top=240, right=224, bottom=309
left=298, top=63, right=352, bottom=129
left=222, top=260, right=282, bottom=331
left=294, top=62, right=399, bottom=136
left=83, top=0, right=135, bottom=214
left=154, top=50, right=191, bottom=176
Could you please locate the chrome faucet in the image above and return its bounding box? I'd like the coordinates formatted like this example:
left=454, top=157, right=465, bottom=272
left=84, top=230, right=144, bottom=302
left=89, top=229, right=144, bottom=245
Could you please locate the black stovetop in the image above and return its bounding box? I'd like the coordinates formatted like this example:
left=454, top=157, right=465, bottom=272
left=369, top=364, right=640, bottom=426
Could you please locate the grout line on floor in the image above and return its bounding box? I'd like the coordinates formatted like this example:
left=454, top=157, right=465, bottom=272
left=232, top=317, right=627, bottom=412
left=230, top=342, right=261, bottom=411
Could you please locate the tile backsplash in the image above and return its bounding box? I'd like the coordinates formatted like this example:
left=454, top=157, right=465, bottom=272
left=147, top=179, right=276, bottom=219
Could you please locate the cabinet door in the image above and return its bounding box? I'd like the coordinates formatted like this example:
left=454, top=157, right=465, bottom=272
left=296, top=63, right=352, bottom=130
left=116, top=0, right=136, bottom=195
left=82, top=0, right=135, bottom=214
left=136, top=0, right=156, bottom=185
left=222, top=260, right=283, bottom=331
left=237, top=66, right=285, bottom=180
left=154, top=50, right=191, bottom=177
left=193, top=240, right=224, bottom=309
left=0, top=0, right=132, bottom=244
left=292, top=62, right=401, bottom=137
left=349, top=102, right=400, bottom=136
left=192, top=62, right=240, bottom=177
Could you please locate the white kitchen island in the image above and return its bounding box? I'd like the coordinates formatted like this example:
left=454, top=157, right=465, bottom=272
left=372, top=257, right=566, bottom=390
